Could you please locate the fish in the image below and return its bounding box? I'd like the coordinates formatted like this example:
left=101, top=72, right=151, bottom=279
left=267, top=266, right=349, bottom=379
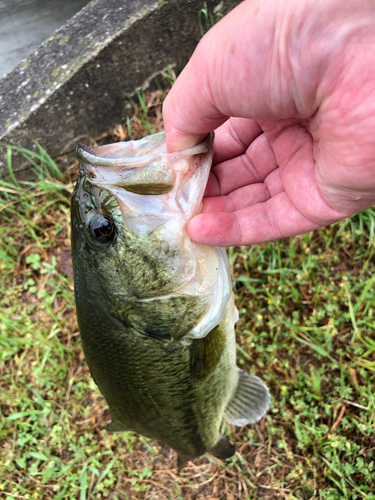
left=70, top=131, right=270, bottom=469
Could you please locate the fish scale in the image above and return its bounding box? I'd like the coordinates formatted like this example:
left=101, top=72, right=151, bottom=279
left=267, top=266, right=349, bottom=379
left=71, top=132, right=271, bottom=468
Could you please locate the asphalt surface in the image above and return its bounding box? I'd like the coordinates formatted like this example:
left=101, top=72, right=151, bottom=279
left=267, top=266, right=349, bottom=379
left=0, top=0, right=90, bottom=78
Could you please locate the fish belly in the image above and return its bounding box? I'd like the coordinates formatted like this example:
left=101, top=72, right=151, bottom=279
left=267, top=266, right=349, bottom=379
left=77, top=297, right=237, bottom=461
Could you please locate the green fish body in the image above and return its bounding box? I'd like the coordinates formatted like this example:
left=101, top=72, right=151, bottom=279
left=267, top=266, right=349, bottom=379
left=71, top=132, right=270, bottom=467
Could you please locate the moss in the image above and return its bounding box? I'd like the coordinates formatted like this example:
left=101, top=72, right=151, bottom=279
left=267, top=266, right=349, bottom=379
left=59, top=36, right=70, bottom=46
left=51, top=67, right=61, bottom=77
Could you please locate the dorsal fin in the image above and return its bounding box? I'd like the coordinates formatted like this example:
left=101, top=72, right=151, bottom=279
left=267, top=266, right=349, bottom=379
left=224, top=369, right=270, bottom=426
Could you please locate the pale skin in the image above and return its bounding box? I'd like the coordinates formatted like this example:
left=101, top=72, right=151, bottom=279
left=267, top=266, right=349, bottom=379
left=162, top=0, right=375, bottom=246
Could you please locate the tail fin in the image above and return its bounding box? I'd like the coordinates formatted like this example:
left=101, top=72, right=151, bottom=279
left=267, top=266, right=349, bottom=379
left=224, top=368, right=270, bottom=426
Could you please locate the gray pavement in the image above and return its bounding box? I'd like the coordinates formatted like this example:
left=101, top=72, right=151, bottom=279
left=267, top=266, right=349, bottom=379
left=0, top=0, right=90, bottom=78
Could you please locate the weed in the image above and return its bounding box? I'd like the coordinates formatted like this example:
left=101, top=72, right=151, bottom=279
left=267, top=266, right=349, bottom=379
left=198, top=1, right=226, bottom=36
left=121, top=90, right=165, bottom=141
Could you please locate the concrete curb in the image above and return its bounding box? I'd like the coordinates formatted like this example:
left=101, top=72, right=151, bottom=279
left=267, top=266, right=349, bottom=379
left=0, top=0, right=238, bottom=180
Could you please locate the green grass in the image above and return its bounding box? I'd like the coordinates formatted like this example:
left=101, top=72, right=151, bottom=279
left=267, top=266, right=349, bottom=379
left=198, top=1, right=228, bottom=36
left=1, top=102, right=375, bottom=500
left=228, top=215, right=375, bottom=499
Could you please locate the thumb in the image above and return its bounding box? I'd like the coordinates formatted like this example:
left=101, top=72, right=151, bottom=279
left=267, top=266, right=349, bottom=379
left=162, top=0, right=269, bottom=153
left=163, top=0, right=298, bottom=152
left=163, top=0, right=356, bottom=153
left=162, top=48, right=228, bottom=152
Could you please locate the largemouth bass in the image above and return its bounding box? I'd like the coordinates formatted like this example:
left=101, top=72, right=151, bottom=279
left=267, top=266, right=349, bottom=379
left=71, top=132, right=270, bottom=468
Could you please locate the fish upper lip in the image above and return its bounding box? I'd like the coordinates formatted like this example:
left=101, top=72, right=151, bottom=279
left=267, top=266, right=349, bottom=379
left=75, top=146, right=210, bottom=168
left=75, top=133, right=213, bottom=169
left=76, top=145, right=155, bottom=168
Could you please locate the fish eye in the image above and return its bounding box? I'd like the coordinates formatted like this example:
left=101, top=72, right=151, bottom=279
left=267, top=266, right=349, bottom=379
left=89, top=215, right=115, bottom=243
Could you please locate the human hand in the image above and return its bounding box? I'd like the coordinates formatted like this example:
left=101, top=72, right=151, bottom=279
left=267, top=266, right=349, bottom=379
left=163, top=0, right=375, bottom=246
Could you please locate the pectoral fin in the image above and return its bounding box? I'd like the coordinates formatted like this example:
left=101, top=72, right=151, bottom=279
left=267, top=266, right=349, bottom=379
left=224, top=368, right=270, bottom=426
left=189, top=324, right=225, bottom=382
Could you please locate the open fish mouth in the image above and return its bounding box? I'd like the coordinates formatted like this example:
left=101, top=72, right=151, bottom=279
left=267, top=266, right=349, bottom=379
left=75, top=132, right=212, bottom=195
left=76, top=131, right=167, bottom=168
left=74, top=132, right=214, bottom=238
